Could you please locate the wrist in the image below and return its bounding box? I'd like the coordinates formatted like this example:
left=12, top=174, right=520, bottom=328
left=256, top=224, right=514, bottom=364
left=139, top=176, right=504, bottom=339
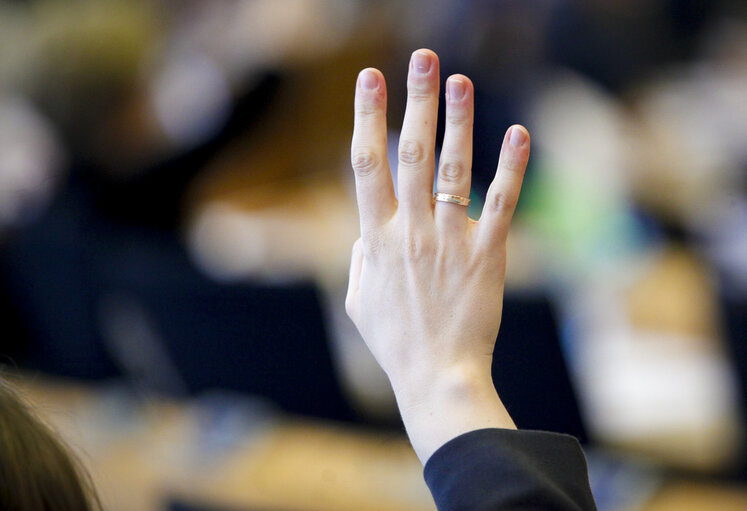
left=390, top=360, right=494, bottom=408
left=389, top=361, right=516, bottom=464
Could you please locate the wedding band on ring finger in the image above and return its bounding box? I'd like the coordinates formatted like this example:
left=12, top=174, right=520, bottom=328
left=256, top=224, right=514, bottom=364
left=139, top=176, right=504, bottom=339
left=434, top=192, right=470, bottom=207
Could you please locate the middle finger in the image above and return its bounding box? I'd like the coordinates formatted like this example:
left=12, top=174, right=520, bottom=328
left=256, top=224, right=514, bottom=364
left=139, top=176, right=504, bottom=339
left=397, top=49, right=439, bottom=221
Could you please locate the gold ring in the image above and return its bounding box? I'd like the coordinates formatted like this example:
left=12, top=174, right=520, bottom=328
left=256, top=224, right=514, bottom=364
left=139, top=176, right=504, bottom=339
left=434, top=192, right=470, bottom=206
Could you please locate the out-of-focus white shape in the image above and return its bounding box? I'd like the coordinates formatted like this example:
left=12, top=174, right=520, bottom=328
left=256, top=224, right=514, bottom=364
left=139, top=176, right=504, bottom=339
left=151, top=51, right=232, bottom=148
left=186, top=187, right=359, bottom=285
left=631, top=69, right=740, bottom=227
left=582, top=328, right=741, bottom=468
left=0, top=95, right=65, bottom=230
left=630, top=21, right=747, bottom=231
left=525, top=72, right=645, bottom=286
left=531, top=71, right=631, bottom=195
left=187, top=203, right=270, bottom=283
left=567, top=283, right=742, bottom=470
left=170, top=0, right=360, bottom=81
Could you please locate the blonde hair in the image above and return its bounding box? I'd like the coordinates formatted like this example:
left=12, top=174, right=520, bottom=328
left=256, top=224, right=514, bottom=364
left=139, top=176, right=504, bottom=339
left=0, top=379, right=101, bottom=511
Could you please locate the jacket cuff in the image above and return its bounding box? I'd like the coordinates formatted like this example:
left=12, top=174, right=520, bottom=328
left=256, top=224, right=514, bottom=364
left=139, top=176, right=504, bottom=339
left=424, top=428, right=596, bottom=511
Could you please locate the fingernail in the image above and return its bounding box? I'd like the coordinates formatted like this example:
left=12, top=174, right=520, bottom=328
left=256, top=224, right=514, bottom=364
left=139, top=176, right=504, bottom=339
left=412, top=51, right=432, bottom=74
left=447, top=78, right=465, bottom=101
left=359, top=69, right=378, bottom=90
left=509, top=126, right=527, bottom=147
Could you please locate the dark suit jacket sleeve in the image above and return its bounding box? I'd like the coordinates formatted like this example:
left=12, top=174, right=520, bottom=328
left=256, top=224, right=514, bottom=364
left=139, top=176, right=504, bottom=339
left=423, top=428, right=597, bottom=511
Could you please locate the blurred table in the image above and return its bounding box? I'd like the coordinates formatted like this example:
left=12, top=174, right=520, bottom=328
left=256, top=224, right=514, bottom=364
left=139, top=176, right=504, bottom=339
left=639, top=482, right=747, bottom=511
left=14, top=374, right=432, bottom=511
left=13, top=373, right=747, bottom=511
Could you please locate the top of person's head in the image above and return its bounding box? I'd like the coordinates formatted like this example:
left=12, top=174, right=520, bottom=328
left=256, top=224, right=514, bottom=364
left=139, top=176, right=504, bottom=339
left=0, top=378, right=101, bottom=511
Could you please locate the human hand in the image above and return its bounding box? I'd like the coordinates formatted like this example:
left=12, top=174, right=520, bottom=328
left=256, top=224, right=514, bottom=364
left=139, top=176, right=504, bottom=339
left=345, top=49, right=530, bottom=463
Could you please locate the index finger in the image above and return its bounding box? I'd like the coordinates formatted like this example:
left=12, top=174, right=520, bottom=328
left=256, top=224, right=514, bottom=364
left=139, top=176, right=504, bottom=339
left=351, top=68, right=397, bottom=236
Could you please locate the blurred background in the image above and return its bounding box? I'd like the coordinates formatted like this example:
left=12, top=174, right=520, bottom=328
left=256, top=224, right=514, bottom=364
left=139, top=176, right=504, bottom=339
left=1, top=0, right=746, bottom=510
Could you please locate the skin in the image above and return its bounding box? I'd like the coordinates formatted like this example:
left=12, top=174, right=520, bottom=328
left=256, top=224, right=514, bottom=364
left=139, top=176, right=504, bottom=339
left=346, top=49, right=531, bottom=464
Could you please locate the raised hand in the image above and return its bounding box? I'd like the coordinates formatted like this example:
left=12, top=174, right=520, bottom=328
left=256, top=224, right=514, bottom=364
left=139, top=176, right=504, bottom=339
left=346, top=49, right=530, bottom=463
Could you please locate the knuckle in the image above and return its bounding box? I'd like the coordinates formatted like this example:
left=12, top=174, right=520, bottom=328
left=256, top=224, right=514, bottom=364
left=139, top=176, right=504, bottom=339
left=399, top=139, right=426, bottom=166
left=407, top=86, right=434, bottom=103
left=355, top=90, right=384, bottom=116
left=489, top=191, right=517, bottom=215
left=351, top=148, right=380, bottom=177
left=356, top=103, right=379, bottom=117
left=404, top=239, right=426, bottom=263
left=352, top=237, right=362, bottom=253
left=473, top=250, right=506, bottom=276
left=501, top=156, right=526, bottom=175
left=447, top=113, right=471, bottom=128
left=438, top=160, right=466, bottom=183
left=362, top=230, right=386, bottom=258
left=402, top=231, right=434, bottom=264
left=344, top=294, right=355, bottom=318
